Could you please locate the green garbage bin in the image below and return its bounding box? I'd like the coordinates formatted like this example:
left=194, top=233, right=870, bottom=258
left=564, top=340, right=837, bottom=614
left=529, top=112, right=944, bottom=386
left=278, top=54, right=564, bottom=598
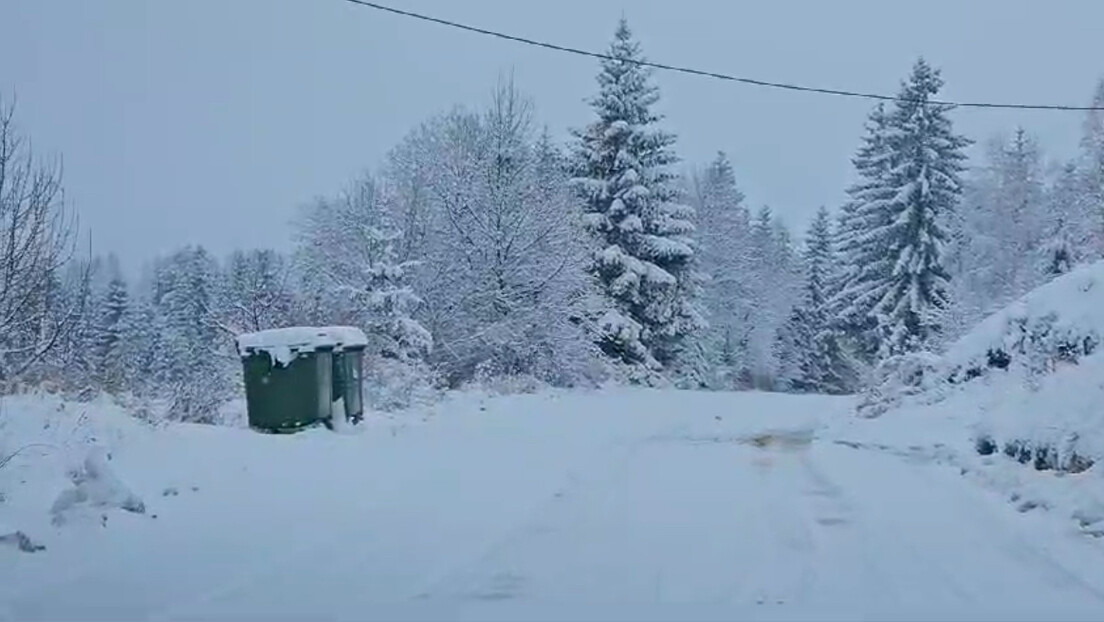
left=332, top=346, right=365, bottom=424
left=236, top=326, right=368, bottom=432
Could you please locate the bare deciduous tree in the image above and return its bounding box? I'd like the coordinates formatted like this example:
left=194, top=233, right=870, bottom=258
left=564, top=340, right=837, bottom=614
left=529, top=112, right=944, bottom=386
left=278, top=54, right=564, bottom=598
left=0, top=97, right=83, bottom=386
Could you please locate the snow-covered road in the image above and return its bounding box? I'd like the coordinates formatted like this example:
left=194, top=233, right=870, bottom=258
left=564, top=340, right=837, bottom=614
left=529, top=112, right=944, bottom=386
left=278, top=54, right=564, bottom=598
left=3, top=389, right=1104, bottom=621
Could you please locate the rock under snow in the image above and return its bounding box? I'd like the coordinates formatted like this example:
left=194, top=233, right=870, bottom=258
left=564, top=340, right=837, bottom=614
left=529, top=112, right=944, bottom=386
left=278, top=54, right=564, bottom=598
left=0, top=522, right=45, bottom=553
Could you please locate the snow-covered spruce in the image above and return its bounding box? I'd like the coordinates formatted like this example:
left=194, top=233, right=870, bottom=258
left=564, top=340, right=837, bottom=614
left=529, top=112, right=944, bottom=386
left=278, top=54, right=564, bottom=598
left=775, top=206, right=856, bottom=394
left=746, top=206, right=802, bottom=389
left=691, top=152, right=754, bottom=388
left=831, top=103, right=892, bottom=362
left=91, top=257, right=131, bottom=393
left=833, top=59, right=970, bottom=361
left=571, top=19, right=704, bottom=376
left=148, top=246, right=236, bottom=423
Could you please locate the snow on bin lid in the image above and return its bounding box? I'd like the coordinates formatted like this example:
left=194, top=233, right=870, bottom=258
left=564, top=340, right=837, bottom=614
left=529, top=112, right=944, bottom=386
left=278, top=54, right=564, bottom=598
left=235, top=326, right=368, bottom=360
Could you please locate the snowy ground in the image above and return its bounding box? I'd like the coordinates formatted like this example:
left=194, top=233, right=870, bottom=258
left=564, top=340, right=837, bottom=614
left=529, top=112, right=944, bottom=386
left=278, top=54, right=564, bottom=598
left=2, top=388, right=1104, bottom=621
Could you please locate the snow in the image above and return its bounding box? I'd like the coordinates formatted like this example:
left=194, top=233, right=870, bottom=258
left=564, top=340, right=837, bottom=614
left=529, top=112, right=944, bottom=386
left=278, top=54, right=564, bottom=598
left=330, top=396, right=347, bottom=433
left=235, top=326, right=369, bottom=366
left=869, top=261, right=1104, bottom=465
left=851, top=261, right=1104, bottom=548
left=943, top=260, right=1104, bottom=380
left=641, top=234, right=693, bottom=260
left=49, top=447, right=145, bottom=525
left=3, top=388, right=1104, bottom=620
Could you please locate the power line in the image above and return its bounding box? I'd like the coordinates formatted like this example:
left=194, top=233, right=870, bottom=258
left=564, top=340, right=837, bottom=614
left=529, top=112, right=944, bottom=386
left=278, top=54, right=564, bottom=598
left=342, top=0, right=1104, bottom=112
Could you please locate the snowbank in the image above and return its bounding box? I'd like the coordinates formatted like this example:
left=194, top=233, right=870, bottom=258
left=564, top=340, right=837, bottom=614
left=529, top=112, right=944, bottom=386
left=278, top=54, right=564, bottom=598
left=851, top=262, right=1104, bottom=538
left=864, top=262, right=1104, bottom=458
left=938, top=262, right=1104, bottom=467
left=943, top=261, right=1104, bottom=383
left=0, top=393, right=153, bottom=551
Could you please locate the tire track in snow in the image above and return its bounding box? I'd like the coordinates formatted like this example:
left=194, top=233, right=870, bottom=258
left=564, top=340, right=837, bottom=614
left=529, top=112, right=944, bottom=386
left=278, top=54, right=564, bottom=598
left=725, top=439, right=973, bottom=609
left=794, top=451, right=896, bottom=604
left=712, top=438, right=827, bottom=608
left=824, top=445, right=982, bottom=607
left=750, top=451, right=818, bottom=607
left=408, top=420, right=695, bottom=602
left=733, top=439, right=892, bottom=609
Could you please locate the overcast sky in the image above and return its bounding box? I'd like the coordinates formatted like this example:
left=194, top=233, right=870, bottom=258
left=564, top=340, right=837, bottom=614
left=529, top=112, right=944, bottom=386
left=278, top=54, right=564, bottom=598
left=3, top=0, right=1101, bottom=274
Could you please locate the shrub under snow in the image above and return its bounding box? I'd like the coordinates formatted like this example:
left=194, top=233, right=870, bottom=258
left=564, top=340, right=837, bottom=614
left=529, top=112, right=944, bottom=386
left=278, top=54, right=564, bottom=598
left=943, top=260, right=1104, bottom=383
left=862, top=260, right=1104, bottom=471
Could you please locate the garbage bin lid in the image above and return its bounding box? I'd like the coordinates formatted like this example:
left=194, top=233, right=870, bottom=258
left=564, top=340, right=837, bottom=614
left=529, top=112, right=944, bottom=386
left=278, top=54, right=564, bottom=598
left=236, top=326, right=369, bottom=364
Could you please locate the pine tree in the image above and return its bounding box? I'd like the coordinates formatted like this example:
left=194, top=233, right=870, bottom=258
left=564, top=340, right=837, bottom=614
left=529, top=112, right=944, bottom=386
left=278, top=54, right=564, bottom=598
left=746, top=207, right=772, bottom=385
left=804, top=207, right=856, bottom=392
left=751, top=207, right=774, bottom=375
left=94, top=258, right=130, bottom=393
left=835, top=59, right=970, bottom=359
left=831, top=103, right=892, bottom=360
left=572, top=19, right=703, bottom=374
left=742, top=206, right=802, bottom=388
left=1028, top=82, right=1104, bottom=281
left=803, top=207, right=834, bottom=312
left=982, top=130, right=1045, bottom=298
left=773, top=305, right=814, bottom=392
left=776, top=207, right=854, bottom=393
left=146, top=258, right=176, bottom=387
left=122, top=292, right=158, bottom=396
left=1040, top=162, right=1084, bottom=277
left=154, top=246, right=230, bottom=422
left=46, top=257, right=99, bottom=391
left=693, top=151, right=753, bottom=387
left=1003, top=129, right=1047, bottom=266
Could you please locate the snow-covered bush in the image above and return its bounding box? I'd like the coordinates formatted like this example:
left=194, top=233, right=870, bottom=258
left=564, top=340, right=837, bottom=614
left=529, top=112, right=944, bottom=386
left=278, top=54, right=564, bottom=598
left=363, top=358, right=440, bottom=412
left=867, top=261, right=1104, bottom=410
left=856, top=350, right=943, bottom=418
left=867, top=261, right=1104, bottom=472
left=386, top=81, right=598, bottom=389
left=943, top=260, right=1104, bottom=384
left=471, top=368, right=545, bottom=396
